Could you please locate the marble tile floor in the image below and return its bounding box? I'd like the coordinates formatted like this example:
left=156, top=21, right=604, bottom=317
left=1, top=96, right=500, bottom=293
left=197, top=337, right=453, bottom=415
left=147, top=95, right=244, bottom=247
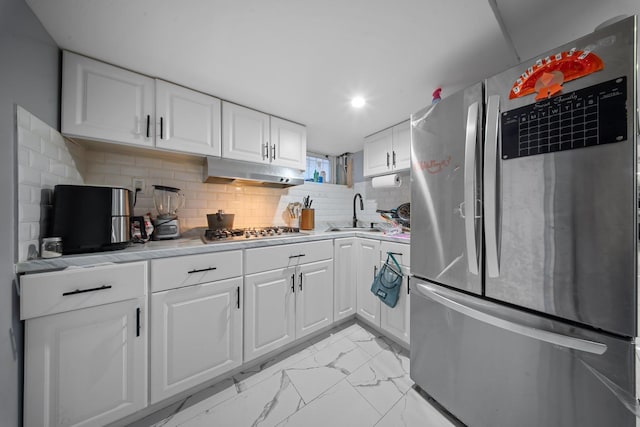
left=135, top=322, right=458, bottom=427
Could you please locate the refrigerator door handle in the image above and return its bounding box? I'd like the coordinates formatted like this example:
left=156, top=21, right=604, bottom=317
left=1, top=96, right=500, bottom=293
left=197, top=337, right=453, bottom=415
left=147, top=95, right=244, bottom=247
left=415, top=282, right=608, bottom=355
left=484, top=95, right=500, bottom=277
left=464, top=101, right=479, bottom=275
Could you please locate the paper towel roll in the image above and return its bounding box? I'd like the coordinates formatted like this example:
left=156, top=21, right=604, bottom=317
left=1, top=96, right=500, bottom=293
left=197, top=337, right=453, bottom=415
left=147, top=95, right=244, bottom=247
left=371, top=174, right=401, bottom=188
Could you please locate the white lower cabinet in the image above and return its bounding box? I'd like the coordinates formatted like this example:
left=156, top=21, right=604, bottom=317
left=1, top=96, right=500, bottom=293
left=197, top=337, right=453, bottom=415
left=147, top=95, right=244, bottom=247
left=356, top=238, right=381, bottom=325
left=379, top=242, right=411, bottom=346
left=244, top=241, right=333, bottom=362
left=21, top=262, right=148, bottom=427
left=150, top=277, right=243, bottom=404
left=149, top=251, right=243, bottom=404
left=380, top=266, right=410, bottom=345
left=354, top=239, right=411, bottom=346
left=244, top=267, right=296, bottom=362
left=296, top=260, right=334, bottom=339
left=334, top=238, right=357, bottom=321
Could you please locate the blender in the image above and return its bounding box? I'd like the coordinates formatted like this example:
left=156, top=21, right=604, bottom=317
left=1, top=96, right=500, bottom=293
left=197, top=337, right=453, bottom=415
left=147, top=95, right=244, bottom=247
left=152, top=185, right=185, bottom=240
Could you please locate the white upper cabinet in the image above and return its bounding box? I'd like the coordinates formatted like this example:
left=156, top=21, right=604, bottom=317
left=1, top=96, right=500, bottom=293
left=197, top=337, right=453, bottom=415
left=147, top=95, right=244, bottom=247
left=62, top=51, right=154, bottom=148
left=363, top=128, right=393, bottom=177
left=222, top=102, right=271, bottom=163
left=223, top=102, right=306, bottom=170
left=363, top=120, right=411, bottom=177
left=270, top=116, right=307, bottom=169
left=155, top=80, right=221, bottom=156
left=391, top=120, right=411, bottom=170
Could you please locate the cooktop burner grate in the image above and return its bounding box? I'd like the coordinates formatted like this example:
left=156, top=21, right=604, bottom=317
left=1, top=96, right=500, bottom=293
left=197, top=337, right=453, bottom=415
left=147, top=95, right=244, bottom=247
left=202, top=226, right=302, bottom=243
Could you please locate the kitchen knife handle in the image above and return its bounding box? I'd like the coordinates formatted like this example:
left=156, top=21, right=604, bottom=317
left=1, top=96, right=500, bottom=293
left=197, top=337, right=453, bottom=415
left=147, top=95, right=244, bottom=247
left=160, top=117, right=164, bottom=140
left=136, top=307, right=141, bottom=337
left=484, top=95, right=500, bottom=277
left=62, top=284, right=112, bottom=296
left=188, top=266, right=217, bottom=274
left=146, top=115, right=150, bottom=138
left=291, top=273, right=295, bottom=293
left=299, top=273, right=303, bottom=291
left=464, top=101, right=479, bottom=275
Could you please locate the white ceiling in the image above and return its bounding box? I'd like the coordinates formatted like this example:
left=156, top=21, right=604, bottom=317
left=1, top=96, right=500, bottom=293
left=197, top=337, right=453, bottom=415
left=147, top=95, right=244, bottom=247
left=25, top=0, right=640, bottom=155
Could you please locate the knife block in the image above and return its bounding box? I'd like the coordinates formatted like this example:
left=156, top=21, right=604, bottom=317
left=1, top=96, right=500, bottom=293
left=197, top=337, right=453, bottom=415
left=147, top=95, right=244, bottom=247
left=300, top=209, right=315, bottom=230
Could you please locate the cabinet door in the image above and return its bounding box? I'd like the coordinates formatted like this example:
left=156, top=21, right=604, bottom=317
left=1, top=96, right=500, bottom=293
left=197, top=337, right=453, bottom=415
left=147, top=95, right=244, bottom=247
left=296, top=260, right=334, bottom=339
left=24, top=297, right=147, bottom=427
left=334, top=238, right=357, bottom=321
left=363, top=128, right=393, bottom=177
left=356, top=238, right=381, bottom=325
left=61, top=51, right=154, bottom=147
left=380, top=267, right=410, bottom=345
left=155, top=80, right=221, bottom=156
left=270, top=116, right=306, bottom=169
left=392, top=120, right=411, bottom=171
left=222, top=102, right=270, bottom=163
left=244, top=267, right=296, bottom=362
left=150, top=277, right=242, bottom=404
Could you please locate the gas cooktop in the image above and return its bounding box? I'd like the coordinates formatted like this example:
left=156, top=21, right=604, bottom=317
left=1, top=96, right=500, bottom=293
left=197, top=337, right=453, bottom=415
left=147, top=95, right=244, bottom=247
left=202, top=226, right=306, bottom=243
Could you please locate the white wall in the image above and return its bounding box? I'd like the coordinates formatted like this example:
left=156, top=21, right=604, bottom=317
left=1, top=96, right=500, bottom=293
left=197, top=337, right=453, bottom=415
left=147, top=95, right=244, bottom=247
left=0, top=0, right=60, bottom=423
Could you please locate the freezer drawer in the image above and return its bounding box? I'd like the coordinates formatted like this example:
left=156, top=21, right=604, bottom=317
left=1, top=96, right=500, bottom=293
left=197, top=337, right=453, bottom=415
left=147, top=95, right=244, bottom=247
left=410, top=280, right=635, bottom=427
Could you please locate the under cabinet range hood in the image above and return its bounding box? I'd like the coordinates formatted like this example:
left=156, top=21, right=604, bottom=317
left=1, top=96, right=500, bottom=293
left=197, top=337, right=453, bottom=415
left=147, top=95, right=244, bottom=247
left=203, top=157, right=304, bottom=188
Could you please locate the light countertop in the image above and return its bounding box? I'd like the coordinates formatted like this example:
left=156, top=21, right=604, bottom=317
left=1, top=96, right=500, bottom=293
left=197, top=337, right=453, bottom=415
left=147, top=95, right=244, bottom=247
left=16, top=229, right=410, bottom=274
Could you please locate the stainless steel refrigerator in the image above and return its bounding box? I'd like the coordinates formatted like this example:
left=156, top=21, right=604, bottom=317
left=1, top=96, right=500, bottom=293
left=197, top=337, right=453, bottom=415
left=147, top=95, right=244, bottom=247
left=409, top=16, right=638, bottom=427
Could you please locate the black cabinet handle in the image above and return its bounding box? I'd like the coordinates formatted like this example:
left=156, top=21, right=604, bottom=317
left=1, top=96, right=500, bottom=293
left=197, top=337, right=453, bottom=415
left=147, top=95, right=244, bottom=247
left=160, top=117, right=164, bottom=140
left=299, top=273, right=303, bottom=291
left=271, top=144, right=276, bottom=160
left=291, top=274, right=295, bottom=293
left=386, top=152, right=390, bottom=167
left=62, top=284, right=112, bottom=296
left=236, top=286, right=240, bottom=309
left=288, top=254, right=306, bottom=259
left=392, top=151, right=396, bottom=167
left=373, top=265, right=378, bottom=279
left=407, top=276, right=411, bottom=295
left=146, top=115, right=150, bottom=138
left=188, top=267, right=217, bottom=274
left=136, top=307, right=141, bottom=337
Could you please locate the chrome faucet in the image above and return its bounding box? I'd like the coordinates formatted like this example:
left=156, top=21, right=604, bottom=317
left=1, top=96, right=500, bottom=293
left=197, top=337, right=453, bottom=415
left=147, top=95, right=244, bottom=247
left=353, top=193, right=364, bottom=228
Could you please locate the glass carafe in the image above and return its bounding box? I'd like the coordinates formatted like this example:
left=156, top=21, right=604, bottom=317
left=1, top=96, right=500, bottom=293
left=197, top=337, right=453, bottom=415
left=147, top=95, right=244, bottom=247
left=152, top=185, right=185, bottom=219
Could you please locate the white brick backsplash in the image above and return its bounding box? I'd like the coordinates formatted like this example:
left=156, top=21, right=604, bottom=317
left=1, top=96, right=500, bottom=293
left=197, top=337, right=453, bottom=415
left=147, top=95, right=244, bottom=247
left=17, top=106, right=30, bottom=129
left=19, top=127, right=40, bottom=151
left=29, top=114, right=51, bottom=140
left=17, top=106, right=85, bottom=261
left=104, top=152, right=136, bottom=165
left=19, top=204, right=40, bottom=222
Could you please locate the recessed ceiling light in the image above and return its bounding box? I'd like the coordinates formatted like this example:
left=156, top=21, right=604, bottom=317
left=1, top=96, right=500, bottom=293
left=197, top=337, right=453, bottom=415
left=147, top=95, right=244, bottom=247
left=351, top=97, right=366, bottom=108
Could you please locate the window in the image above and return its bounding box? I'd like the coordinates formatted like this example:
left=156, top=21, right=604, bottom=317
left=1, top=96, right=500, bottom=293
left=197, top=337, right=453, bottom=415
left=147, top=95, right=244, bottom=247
left=305, top=153, right=333, bottom=183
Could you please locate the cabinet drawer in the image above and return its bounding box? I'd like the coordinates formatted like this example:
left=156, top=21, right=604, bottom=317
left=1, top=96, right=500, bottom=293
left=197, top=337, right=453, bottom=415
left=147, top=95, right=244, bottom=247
left=245, top=240, right=333, bottom=274
left=380, top=241, right=410, bottom=267
left=20, top=261, right=147, bottom=320
left=151, top=250, right=242, bottom=292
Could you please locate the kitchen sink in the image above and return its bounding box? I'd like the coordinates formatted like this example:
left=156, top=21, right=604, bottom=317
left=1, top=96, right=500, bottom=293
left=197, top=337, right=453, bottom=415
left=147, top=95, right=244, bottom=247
left=327, top=227, right=382, bottom=232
